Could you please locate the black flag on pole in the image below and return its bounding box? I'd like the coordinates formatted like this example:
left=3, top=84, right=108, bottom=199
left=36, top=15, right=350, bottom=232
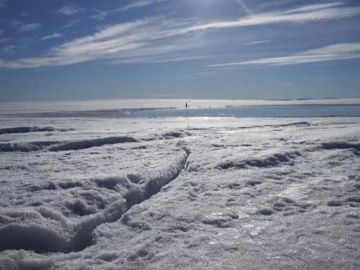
left=185, top=102, right=189, bottom=128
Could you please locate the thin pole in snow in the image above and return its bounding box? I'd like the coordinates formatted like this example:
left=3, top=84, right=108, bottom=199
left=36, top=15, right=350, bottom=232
left=186, top=101, right=189, bottom=129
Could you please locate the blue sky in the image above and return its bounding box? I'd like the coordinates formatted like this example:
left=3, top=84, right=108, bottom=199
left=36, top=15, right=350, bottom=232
left=0, top=0, right=359, bottom=101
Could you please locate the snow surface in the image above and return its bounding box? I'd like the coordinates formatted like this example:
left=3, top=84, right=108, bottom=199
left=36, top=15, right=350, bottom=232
left=0, top=116, right=359, bottom=270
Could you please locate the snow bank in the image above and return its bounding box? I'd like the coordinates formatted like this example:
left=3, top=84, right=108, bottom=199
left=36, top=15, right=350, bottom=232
left=0, top=136, right=137, bottom=152
left=217, top=151, right=301, bottom=169
left=321, top=142, right=360, bottom=151
left=70, top=199, right=126, bottom=251
left=49, top=136, right=138, bottom=151
left=0, top=141, right=59, bottom=152
left=0, top=150, right=189, bottom=255
left=0, top=126, right=55, bottom=135
left=0, top=224, right=70, bottom=253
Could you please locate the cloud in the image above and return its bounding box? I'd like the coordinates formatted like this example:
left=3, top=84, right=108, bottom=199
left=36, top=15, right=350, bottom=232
left=91, top=0, right=162, bottom=20
left=208, top=42, right=360, bottom=67
left=0, top=17, right=207, bottom=69
left=11, top=19, right=22, bottom=27
left=1, top=45, right=17, bottom=54
left=91, top=10, right=108, bottom=21
left=0, top=0, right=6, bottom=8
left=114, top=0, right=154, bottom=12
left=17, top=23, right=41, bottom=32
left=1, top=2, right=359, bottom=69
left=234, top=0, right=253, bottom=15
left=111, top=54, right=210, bottom=65
left=40, top=33, right=62, bottom=41
left=187, top=2, right=360, bottom=32
left=244, top=40, right=271, bottom=46
left=58, top=5, right=79, bottom=16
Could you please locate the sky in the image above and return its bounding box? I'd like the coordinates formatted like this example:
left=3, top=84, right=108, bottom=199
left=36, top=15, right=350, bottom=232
left=0, top=0, right=359, bottom=101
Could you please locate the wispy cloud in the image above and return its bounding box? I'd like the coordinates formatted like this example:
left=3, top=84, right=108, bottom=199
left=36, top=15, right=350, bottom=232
left=91, top=9, right=108, bottom=21
left=0, top=45, right=17, bottom=54
left=58, top=5, right=79, bottom=16
left=1, top=2, right=359, bottom=69
left=234, top=0, right=253, bottom=15
left=208, top=42, right=360, bottom=67
left=111, top=55, right=210, bottom=65
left=17, top=23, right=41, bottom=32
left=91, top=0, right=161, bottom=20
left=40, top=33, right=62, bottom=41
left=0, top=0, right=6, bottom=8
left=188, top=2, right=360, bottom=32
left=244, top=40, right=271, bottom=46
left=114, top=0, right=154, bottom=12
left=0, top=17, right=206, bottom=69
left=0, top=38, right=11, bottom=44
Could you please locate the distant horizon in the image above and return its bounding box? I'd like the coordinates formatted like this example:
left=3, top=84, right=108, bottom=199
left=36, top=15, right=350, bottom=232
left=1, top=96, right=360, bottom=103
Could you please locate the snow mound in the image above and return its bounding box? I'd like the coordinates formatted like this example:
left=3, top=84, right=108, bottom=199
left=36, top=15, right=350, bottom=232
left=0, top=126, right=55, bottom=135
left=217, top=151, right=301, bottom=170
left=321, top=142, right=360, bottom=151
left=0, top=141, right=59, bottom=152
left=0, top=136, right=137, bottom=152
left=266, top=121, right=310, bottom=128
left=49, top=136, right=137, bottom=151
left=70, top=199, right=127, bottom=251
left=0, top=150, right=189, bottom=254
left=162, top=131, right=186, bottom=139
left=0, top=224, right=70, bottom=253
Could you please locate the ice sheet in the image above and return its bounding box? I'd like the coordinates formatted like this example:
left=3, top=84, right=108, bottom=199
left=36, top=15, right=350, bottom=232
left=0, top=116, right=359, bottom=269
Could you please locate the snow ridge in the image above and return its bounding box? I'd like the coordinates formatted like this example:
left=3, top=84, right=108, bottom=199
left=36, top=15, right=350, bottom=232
left=217, top=151, right=301, bottom=170
left=321, top=142, right=360, bottom=151
left=49, top=136, right=138, bottom=151
left=0, top=136, right=138, bottom=152
left=0, top=150, right=189, bottom=254
left=0, top=126, right=55, bottom=135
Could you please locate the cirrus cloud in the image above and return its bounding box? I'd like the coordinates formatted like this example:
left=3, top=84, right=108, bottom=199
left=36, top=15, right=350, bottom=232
left=1, top=2, right=360, bottom=69
left=208, top=43, right=360, bottom=67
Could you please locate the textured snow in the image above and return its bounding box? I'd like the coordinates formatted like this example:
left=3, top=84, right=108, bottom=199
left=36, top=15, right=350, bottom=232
left=0, top=116, right=359, bottom=270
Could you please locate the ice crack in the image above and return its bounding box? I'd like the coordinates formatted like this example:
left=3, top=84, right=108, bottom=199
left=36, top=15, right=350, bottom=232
left=0, top=150, right=189, bottom=254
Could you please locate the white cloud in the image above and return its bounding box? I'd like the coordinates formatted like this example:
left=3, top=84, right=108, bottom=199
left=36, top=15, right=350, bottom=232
left=111, top=55, right=210, bottom=65
left=17, top=23, right=41, bottom=32
left=91, top=10, right=108, bottom=21
left=91, top=0, right=162, bottom=20
left=40, top=33, right=62, bottom=41
left=1, top=2, right=359, bottom=69
left=208, top=42, right=360, bottom=67
left=187, top=2, right=360, bottom=32
left=244, top=40, right=271, bottom=46
left=0, top=18, right=206, bottom=69
left=58, top=5, right=79, bottom=16
left=114, top=0, right=154, bottom=12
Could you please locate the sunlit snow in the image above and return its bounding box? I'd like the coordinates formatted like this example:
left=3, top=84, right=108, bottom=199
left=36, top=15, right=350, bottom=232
left=0, top=104, right=359, bottom=269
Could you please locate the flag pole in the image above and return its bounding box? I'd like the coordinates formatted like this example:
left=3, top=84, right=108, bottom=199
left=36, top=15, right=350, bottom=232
left=186, top=101, right=189, bottom=129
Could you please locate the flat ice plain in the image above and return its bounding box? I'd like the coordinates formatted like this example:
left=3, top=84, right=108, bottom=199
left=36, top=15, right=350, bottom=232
left=0, top=99, right=359, bottom=270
